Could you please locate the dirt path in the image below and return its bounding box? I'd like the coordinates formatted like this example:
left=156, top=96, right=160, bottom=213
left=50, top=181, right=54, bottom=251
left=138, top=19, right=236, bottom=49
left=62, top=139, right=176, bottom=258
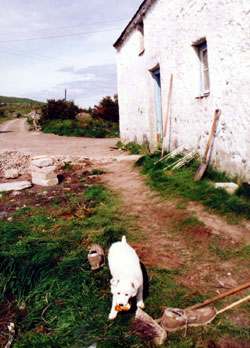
left=1, top=119, right=250, bottom=294
left=0, top=118, right=122, bottom=159
left=99, top=160, right=250, bottom=291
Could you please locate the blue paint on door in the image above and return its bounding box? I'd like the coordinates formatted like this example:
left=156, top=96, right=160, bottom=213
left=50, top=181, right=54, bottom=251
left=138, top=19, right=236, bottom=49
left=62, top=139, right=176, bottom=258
left=153, top=68, right=163, bottom=140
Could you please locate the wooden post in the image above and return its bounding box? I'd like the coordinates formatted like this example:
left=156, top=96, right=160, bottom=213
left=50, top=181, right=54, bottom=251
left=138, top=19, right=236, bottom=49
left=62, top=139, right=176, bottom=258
left=161, top=74, right=173, bottom=158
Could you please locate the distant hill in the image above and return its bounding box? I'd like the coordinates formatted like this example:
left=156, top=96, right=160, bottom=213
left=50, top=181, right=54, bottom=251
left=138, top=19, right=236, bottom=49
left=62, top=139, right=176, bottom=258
left=0, top=96, right=45, bottom=105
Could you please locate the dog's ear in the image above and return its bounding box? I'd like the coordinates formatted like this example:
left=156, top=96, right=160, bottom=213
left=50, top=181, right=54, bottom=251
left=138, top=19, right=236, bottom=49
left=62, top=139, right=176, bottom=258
left=131, top=281, right=139, bottom=289
left=111, top=279, right=119, bottom=286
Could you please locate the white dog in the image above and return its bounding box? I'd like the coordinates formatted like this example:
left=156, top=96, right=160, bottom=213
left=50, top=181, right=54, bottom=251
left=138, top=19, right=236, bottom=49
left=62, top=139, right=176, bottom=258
left=108, top=235, right=144, bottom=320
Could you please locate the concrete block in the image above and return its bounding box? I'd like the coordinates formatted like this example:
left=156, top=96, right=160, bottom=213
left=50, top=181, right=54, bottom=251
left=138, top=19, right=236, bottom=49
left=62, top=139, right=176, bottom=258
left=31, top=157, right=53, bottom=168
left=214, top=182, right=239, bottom=194
left=32, top=177, right=58, bottom=187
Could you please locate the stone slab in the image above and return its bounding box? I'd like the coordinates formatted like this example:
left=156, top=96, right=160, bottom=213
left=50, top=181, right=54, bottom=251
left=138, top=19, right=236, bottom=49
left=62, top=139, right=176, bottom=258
left=31, top=157, right=53, bottom=168
left=32, top=177, right=58, bottom=187
left=30, top=164, right=56, bottom=174
left=0, top=181, right=32, bottom=192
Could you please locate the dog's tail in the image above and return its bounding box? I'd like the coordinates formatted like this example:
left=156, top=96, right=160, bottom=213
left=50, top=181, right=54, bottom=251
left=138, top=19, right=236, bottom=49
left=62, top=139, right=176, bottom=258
left=121, top=235, right=127, bottom=243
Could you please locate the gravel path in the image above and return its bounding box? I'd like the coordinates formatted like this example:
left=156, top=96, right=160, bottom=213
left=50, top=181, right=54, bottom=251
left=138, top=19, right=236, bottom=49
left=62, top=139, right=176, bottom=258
left=0, top=118, right=123, bottom=160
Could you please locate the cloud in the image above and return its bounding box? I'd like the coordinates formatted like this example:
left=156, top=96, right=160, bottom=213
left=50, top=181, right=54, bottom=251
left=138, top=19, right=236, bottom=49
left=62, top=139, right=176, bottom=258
left=57, top=66, right=76, bottom=73
left=57, top=64, right=117, bottom=99
left=0, top=0, right=142, bottom=108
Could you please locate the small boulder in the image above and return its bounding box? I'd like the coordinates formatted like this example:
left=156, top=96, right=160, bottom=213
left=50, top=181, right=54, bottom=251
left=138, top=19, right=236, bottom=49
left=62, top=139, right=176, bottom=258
left=31, top=157, right=54, bottom=168
left=4, top=169, right=19, bottom=179
left=214, top=182, right=239, bottom=194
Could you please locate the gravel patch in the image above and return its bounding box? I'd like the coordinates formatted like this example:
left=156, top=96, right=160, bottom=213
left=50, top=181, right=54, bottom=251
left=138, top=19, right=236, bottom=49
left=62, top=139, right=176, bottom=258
left=0, top=151, right=31, bottom=177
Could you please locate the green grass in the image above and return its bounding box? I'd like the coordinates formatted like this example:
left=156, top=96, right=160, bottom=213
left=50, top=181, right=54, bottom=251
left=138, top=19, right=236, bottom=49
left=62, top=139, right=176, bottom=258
left=1, top=182, right=249, bottom=347
left=116, top=141, right=150, bottom=155
left=0, top=102, right=42, bottom=124
left=208, top=239, right=250, bottom=263
left=135, top=152, right=250, bottom=220
left=41, top=118, right=119, bottom=138
left=0, top=95, right=44, bottom=105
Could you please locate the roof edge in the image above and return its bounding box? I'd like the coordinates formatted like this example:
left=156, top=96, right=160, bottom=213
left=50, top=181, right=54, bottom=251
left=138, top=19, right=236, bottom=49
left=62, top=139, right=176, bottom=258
left=113, top=0, right=157, bottom=49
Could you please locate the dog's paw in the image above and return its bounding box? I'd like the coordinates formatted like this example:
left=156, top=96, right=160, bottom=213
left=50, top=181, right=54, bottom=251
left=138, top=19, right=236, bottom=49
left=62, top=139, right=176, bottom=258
left=137, top=301, right=145, bottom=309
left=108, top=311, right=118, bottom=320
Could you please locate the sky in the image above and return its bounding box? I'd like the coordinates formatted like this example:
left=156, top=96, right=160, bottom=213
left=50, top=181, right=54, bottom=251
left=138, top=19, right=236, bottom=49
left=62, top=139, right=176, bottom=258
left=0, top=0, right=143, bottom=108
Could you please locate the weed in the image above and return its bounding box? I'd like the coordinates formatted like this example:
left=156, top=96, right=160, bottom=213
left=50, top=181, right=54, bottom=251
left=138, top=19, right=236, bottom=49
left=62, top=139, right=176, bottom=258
left=63, top=162, right=73, bottom=170
left=117, top=141, right=149, bottom=155
left=237, top=182, right=250, bottom=200
left=92, top=168, right=106, bottom=175
left=52, top=198, right=62, bottom=205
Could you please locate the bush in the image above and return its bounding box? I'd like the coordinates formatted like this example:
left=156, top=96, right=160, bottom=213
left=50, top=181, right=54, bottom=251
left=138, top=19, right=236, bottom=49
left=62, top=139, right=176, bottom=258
left=0, top=109, right=5, bottom=117
left=91, top=94, right=119, bottom=123
left=41, top=99, right=80, bottom=123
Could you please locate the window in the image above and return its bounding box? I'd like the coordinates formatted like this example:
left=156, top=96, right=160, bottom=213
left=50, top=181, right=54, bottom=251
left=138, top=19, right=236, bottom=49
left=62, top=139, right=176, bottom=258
left=197, top=41, right=210, bottom=95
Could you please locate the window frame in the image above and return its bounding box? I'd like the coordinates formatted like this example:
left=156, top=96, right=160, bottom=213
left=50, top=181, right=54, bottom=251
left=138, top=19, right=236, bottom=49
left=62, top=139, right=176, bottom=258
left=198, top=41, right=210, bottom=96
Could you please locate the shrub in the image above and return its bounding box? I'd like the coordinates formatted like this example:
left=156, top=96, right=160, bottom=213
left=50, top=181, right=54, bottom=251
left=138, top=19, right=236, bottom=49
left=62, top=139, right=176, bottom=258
left=41, top=99, right=80, bottom=123
left=91, top=94, right=119, bottom=123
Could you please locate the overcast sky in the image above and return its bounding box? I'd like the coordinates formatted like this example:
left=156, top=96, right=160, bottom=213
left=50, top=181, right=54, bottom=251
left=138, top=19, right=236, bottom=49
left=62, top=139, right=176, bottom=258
left=0, top=0, right=142, bottom=108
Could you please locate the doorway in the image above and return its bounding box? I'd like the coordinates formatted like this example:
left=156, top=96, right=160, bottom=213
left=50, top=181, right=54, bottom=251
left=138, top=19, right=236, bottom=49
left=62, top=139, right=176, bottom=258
left=153, top=68, right=163, bottom=142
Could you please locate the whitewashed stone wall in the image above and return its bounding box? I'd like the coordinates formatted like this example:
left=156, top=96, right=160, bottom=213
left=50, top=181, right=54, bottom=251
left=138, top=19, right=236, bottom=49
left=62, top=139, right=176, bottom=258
left=116, top=0, right=250, bottom=182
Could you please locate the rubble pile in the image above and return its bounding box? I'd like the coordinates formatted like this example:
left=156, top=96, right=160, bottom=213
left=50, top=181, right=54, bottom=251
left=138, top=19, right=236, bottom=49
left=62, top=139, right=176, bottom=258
left=0, top=151, right=31, bottom=177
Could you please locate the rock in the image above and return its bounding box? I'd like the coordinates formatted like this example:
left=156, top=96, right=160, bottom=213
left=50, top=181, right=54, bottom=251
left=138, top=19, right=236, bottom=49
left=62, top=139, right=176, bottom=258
left=0, top=181, right=32, bottom=192
left=31, top=171, right=57, bottom=181
left=31, top=157, right=54, bottom=168
left=11, top=191, right=22, bottom=196
left=30, top=164, right=56, bottom=174
left=28, top=111, right=41, bottom=120
left=77, top=112, right=91, bottom=119
left=214, top=182, right=239, bottom=194
left=4, top=168, right=19, bottom=179
left=31, top=177, right=58, bottom=187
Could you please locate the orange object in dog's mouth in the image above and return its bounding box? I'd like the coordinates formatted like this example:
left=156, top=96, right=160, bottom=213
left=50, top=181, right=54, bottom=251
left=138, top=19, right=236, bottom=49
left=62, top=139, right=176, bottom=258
left=115, top=303, right=131, bottom=312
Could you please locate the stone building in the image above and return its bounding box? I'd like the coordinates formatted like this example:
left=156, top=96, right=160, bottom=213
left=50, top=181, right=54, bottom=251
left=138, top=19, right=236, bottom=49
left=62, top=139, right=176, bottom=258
left=114, top=0, right=250, bottom=182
